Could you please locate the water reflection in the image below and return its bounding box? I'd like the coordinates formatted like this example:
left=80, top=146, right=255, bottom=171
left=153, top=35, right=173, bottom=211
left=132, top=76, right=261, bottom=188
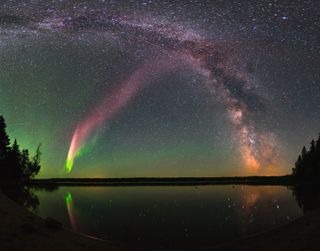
left=3, top=184, right=320, bottom=249
left=1, top=185, right=39, bottom=211
left=1, top=184, right=58, bottom=211
left=31, top=185, right=303, bottom=249
left=291, top=185, right=320, bottom=213
left=65, top=192, right=79, bottom=231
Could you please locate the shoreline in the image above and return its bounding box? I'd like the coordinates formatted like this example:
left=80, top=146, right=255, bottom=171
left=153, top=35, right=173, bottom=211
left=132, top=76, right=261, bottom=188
left=27, top=175, right=295, bottom=187
left=0, top=187, right=319, bottom=251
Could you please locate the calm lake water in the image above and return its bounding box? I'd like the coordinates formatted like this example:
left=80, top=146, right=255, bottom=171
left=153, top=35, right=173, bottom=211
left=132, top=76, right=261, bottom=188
left=19, top=185, right=302, bottom=249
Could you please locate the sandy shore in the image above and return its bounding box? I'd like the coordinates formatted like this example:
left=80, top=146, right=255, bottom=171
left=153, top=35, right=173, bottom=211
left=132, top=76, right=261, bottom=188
left=0, top=191, right=319, bottom=251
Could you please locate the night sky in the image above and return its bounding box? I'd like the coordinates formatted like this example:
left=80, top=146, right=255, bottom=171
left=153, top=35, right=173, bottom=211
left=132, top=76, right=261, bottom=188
left=0, top=0, right=319, bottom=178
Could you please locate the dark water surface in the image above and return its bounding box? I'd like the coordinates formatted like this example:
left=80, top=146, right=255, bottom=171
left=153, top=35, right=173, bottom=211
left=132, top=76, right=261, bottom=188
left=17, top=185, right=302, bottom=249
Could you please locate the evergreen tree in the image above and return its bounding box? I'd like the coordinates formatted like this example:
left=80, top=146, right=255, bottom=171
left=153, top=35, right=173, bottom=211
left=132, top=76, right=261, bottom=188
left=293, top=155, right=302, bottom=176
left=293, top=134, right=320, bottom=183
left=0, top=116, right=10, bottom=155
left=25, top=145, right=41, bottom=179
left=0, top=115, right=10, bottom=179
left=310, top=139, right=316, bottom=152
left=21, top=149, right=30, bottom=179
left=316, top=134, right=320, bottom=150
left=8, top=139, right=22, bottom=179
left=0, top=115, right=41, bottom=181
left=315, top=134, right=320, bottom=178
left=301, top=146, right=307, bottom=159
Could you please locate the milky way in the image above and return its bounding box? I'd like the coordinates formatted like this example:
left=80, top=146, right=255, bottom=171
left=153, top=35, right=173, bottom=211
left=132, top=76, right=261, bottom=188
left=1, top=1, right=319, bottom=177
left=30, top=11, right=280, bottom=173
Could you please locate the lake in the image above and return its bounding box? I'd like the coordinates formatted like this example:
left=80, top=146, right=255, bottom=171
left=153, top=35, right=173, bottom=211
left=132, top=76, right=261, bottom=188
left=12, top=185, right=303, bottom=249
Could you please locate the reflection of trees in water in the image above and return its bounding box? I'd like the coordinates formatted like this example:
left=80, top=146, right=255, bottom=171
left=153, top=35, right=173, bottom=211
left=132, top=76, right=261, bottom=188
left=1, top=184, right=58, bottom=211
left=291, top=185, right=320, bottom=213
left=1, top=186, right=39, bottom=211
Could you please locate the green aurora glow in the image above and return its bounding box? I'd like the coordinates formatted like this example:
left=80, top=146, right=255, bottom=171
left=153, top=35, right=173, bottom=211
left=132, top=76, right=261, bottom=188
left=1, top=1, right=319, bottom=178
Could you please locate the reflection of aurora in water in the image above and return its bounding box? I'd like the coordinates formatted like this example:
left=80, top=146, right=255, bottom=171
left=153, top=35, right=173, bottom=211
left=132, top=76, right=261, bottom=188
left=65, top=192, right=79, bottom=231
left=29, top=185, right=303, bottom=249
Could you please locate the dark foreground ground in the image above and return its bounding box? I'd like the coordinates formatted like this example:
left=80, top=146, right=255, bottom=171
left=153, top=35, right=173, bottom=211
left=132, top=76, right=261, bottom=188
left=1, top=187, right=320, bottom=251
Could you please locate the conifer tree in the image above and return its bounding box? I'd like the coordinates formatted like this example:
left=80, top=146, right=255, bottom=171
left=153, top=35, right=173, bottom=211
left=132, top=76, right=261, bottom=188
left=293, top=134, right=320, bottom=183
left=8, top=139, right=22, bottom=179
left=0, top=115, right=41, bottom=181
left=0, top=115, right=10, bottom=179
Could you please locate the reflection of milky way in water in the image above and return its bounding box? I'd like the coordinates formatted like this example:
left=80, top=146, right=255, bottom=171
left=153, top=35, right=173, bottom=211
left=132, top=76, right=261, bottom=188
left=45, top=186, right=302, bottom=248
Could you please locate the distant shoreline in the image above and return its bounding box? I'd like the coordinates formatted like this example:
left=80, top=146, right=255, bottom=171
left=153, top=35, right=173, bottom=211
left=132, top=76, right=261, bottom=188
left=25, top=175, right=295, bottom=187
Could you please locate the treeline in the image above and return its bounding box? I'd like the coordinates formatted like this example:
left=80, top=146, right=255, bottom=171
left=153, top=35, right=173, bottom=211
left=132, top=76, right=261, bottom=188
left=292, top=134, right=320, bottom=182
left=0, top=115, right=41, bottom=182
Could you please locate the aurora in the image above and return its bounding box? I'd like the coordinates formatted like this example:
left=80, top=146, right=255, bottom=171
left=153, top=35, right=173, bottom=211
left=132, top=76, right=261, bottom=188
left=1, top=0, right=318, bottom=178
left=65, top=21, right=281, bottom=173
left=1, top=0, right=319, bottom=250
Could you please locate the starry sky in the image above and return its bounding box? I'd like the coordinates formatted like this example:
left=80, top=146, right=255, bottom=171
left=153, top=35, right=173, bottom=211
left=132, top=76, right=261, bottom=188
left=0, top=0, right=319, bottom=178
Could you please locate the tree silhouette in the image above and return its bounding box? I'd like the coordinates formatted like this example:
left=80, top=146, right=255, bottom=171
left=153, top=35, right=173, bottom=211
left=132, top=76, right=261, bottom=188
left=8, top=139, right=22, bottom=179
left=292, top=133, right=320, bottom=182
left=0, top=115, right=41, bottom=182
left=25, top=144, right=41, bottom=180
left=0, top=116, right=10, bottom=177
